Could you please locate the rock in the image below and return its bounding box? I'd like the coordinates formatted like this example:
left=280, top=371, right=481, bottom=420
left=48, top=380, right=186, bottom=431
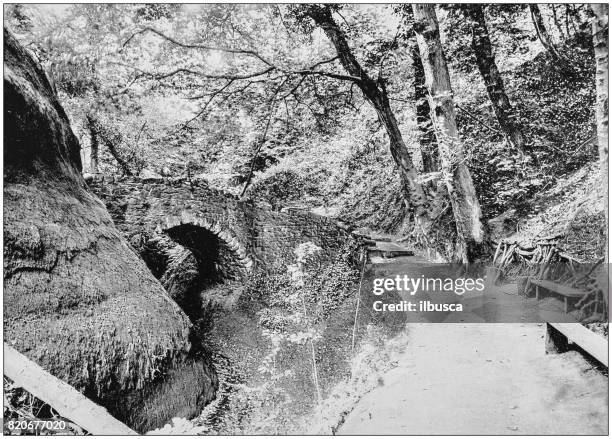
left=3, top=28, right=216, bottom=433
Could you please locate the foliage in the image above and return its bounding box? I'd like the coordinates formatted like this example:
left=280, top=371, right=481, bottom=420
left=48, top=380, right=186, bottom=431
left=246, top=169, right=310, bottom=208
left=215, top=239, right=362, bottom=433
left=6, top=3, right=601, bottom=237
left=427, top=4, right=598, bottom=218
left=456, top=33, right=596, bottom=217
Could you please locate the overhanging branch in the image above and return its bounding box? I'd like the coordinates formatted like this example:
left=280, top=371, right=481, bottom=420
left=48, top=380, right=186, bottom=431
left=122, top=26, right=275, bottom=68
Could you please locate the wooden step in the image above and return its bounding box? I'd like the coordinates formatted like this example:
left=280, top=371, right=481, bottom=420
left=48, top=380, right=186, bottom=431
left=369, top=249, right=415, bottom=258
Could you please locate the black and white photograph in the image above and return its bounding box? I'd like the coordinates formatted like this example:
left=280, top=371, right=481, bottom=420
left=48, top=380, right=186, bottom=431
left=3, top=2, right=610, bottom=436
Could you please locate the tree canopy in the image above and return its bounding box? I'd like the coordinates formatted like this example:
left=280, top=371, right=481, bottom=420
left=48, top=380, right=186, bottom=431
left=5, top=3, right=602, bottom=261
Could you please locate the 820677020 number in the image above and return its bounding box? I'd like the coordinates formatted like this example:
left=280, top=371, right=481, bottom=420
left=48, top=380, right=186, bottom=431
left=5, top=419, right=68, bottom=434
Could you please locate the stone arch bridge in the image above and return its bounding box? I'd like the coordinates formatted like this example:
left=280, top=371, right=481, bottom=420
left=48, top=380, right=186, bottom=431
left=87, top=175, right=361, bottom=281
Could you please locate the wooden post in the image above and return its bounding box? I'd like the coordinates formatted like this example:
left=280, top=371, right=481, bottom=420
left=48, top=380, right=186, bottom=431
left=4, top=344, right=137, bottom=435
left=517, top=276, right=530, bottom=296
left=485, top=266, right=501, bottom=288
left=545, top=323, right=569, bottom=354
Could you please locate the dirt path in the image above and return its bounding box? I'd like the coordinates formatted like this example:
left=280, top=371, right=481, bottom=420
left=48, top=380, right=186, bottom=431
left=336, top=243, right=608, bottom=435
left=340, top=323, right=607, bottom=435
left=337, top=244, right=608, bottom=435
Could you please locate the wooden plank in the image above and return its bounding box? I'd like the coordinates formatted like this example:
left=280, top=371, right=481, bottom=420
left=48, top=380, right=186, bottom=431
left=548, top=323, right=608, bottom=367
left=381, top=250, right=415, bottom=258
left=530, top=279, right=587, bottom=298
left=4, top=344, right=137, bottom=435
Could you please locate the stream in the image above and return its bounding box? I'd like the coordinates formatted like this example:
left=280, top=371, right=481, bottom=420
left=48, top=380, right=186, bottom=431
left=189, top=243, right=413, bottom=434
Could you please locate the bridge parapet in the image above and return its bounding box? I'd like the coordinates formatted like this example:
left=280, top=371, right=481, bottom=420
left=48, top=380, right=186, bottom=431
left=87, top=175, right=363, bottom=273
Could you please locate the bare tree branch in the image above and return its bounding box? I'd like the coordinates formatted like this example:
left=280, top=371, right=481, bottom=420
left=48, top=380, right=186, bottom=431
left=110, top=74, right=141, bottom=97
left=293, top=69, right=360, bottom=82
left=122, top=28, right=355, bottom=82
left=240, top=78, right=288, bottom=197
left=111, top=61, right=276, bottom=82
left=119, top=26, right=363, bottom=144
left=122, top=26, right=275, bottom=68
left=91, top=118, right=134, bottom=176
left=308, top=55, right=339, bottom=69
left=180, top=80, right=235, bottom=129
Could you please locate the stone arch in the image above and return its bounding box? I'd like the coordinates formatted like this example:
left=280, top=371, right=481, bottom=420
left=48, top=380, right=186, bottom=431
left=159, top=213, right=254, bottom=278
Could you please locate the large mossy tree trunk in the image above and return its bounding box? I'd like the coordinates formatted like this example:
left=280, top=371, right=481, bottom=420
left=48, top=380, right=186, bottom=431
left=464, top=4, right=527, bottom=152
left=3, top=28, right=217, bottom=433
left=591, top=4, right=609, bottom=264
left=411, top=5, right=486, bottom=263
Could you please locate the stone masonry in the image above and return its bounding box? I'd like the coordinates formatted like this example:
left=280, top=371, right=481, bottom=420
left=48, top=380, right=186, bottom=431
left=86, top=175, right=363, bottom=273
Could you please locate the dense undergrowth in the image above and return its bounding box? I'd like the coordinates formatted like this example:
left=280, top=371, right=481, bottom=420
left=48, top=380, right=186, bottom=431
left=465, top=35, right=597, bottom=218
left=168, top=239, right=403, bottom=435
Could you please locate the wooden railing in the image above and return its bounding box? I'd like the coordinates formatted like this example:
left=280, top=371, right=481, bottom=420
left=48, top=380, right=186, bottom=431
left=4, top=343, right=136, bottom=435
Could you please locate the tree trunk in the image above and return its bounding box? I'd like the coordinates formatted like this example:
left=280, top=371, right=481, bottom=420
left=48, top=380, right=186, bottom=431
left=306, top=6, right=439, bottom=239
left=567, top=5, right=579, bottom=36
left=86, top=114, right=99, bottom=174
left=4, top=28, right=216, bottom=433
left=412, top=40, right=439, bottom=173
left=411, top=4, right=485, bottom=263
left=591, top=4, right=608, bottom=263
left=89, top=117, right=133, bottom=176
left=464, top=4, right=527, bottom=152
left=551, top=5, right=566, bottom=39
left=530, top=4, right=565, bottom=62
